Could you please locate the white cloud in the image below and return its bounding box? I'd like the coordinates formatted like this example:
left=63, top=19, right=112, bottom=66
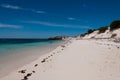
left=1, top=4, right=45, bottom=14
left=35, top=11, right=46, bottom=14
left=1, top=4, right=21, bottom=10
left=68, top=17, right=76, bottom=20
left=0, top=23, right=22, bottom=29
left=24, top=21, right=90, bottom=29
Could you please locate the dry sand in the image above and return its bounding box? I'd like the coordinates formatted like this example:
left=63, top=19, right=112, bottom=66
left=1, top=39, right=120, bottom=80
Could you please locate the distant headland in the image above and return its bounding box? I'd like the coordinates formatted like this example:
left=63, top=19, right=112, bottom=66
left=48, top=36, right=69, bottom=40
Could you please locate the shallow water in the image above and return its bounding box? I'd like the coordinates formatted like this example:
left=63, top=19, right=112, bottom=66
left=0, top=39, right=63, bottom=78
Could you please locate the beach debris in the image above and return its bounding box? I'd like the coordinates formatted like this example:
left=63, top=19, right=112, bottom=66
left=117, top=46, right=119, bottom=49
left=21, top=76, right=28, bottom=80
left=32, top=71, right=35, bottom=73
left=21, top=73, right=32, bottom=80
left=45, top=57, right=48, bottom=60
left=26, top=73, right=32, bottom=77
left=18, top=69, right=26, bottom=74
left=41, top=59, right=46, bottom=63
left=48, top=56, right=50, bottom=58
left=61, top=45, right=66, bottom=48
left=34, top=64, right=38, bottom=67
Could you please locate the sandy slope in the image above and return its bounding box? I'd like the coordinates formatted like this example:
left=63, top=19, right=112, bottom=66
left=1, top=39, right=120, bottom=80
left=82, top=28, right=120, bottom=39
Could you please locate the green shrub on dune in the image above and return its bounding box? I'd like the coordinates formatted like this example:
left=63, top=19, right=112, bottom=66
left=98, top=26, right=108, bottom=33
left=87, top=29, right=94, bottom=34
left=110, top=20, right=120, bottom=31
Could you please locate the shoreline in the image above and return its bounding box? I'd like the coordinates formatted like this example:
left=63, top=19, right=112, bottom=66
left=0, top=41, right=64, bottom=78
left=1, top=39, right=120, bottom=80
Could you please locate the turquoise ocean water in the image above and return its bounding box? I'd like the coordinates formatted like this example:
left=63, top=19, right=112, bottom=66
left=0, top=39, right=61, bottom=57
left=0, top=39, right=63, bottom=78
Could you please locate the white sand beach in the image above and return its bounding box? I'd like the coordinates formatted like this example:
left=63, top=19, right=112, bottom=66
left=0, top=0, right=120, bottom=79
left=1, top=38, right=120, bottom=80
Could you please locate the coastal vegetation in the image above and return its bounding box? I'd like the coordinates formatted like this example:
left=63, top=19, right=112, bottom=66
left=110, top=20, right=120, bottom=31
left=77, top=20, right=120, bottom=39
left=98, top=26, right=108, bottom=34
left=86, top=20, right=119, bottom=34
left=87, top=29, right=94, bottom=34
left=48, top=36, right=69, bottom=40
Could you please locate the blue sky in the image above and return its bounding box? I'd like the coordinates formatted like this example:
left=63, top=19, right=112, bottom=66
left=0, top=0, right=120, bottom=38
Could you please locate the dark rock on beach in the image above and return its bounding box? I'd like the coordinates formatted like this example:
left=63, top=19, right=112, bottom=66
left=34, top=64, right=38, bottom=67
left=32, top=71, right=35, bottom=73
left=41, top=59, right=46, bottom=63
left=18, top=70, right=26, bottom=74
left=26, top=73, right=32, bottom=77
